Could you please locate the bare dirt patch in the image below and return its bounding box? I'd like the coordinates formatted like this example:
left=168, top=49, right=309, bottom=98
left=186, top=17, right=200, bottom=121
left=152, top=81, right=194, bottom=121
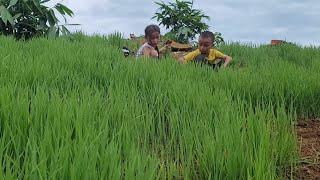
left=294, top=118, right=320, bottom=179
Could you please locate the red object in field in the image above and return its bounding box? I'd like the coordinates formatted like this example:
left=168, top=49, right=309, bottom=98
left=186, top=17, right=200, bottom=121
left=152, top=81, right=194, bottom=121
left=271, top=40, right=285, bottom=45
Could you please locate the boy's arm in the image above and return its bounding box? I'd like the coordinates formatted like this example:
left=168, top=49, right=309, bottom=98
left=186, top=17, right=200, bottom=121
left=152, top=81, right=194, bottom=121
left=158, top=45, right=170, bottom=58
left=215, top=50, right=232, bottom=68
left=143, top=47, right=151, bottom=57
left=170, top=52, right=185, bottom=63
left=178, top=50, right=198, bottom=64
left=159, top=41, right=173, bottom=57
left=178, top=56, right=186, bottom=64
left=222, top=55, right=232, bottom=68
left=143, top=47, right=158, bottom=58
left=159, top=44, right=171, bottom=54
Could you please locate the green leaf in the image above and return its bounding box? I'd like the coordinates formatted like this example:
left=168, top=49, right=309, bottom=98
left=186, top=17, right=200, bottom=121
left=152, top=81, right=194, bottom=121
left=46, top=9, right=58, bottom=27
left=12, top=13, right=21, bottom=20
left=50, top=9, right=59, bottom=22
left=56, top=26, right=60, bottom=36
left=54, top=4, right=65, bottom=15
left=0, top=5, right=5, bottom=12
left=47, top=25, right=57, bottom=38
left=32, top=0, right=43, bottom=13
left=61, top=25, right=70, bottom=35
left=46, top=12, right=54, bottom=27
left=37, top=17, right=47, bottom=30
left=55, top=3, right=74, bottom=17
left=40, top=0, right=50, bottom=3
left=0, top=6, right=7, bottom=24
left=0, top=5, right=14, bottom=25
left=8, top=0, right=19, bottom=8
left=21, top=0, right=33, bottom=11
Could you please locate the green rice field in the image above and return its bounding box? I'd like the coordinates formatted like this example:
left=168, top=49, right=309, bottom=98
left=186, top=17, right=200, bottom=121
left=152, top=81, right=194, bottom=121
left=0, top=34, right=319, bottom=179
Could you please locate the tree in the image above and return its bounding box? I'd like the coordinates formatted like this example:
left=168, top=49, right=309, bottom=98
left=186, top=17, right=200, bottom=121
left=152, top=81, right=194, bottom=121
left=214, top=32, right=224, bottom=47
left=152, top=0, right=209, bottom=43
left=0, top=0, right=75, bottom=40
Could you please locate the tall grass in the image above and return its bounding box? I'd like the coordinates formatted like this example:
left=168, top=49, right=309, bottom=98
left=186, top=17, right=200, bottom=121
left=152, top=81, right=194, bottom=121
left=0, top=34, right=319, bottom=179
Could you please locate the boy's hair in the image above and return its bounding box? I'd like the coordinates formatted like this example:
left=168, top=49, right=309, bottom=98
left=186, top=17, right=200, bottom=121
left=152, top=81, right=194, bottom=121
left=200, top=31, right=215, bottom=42
left=145, top=25, right=160, bottom=37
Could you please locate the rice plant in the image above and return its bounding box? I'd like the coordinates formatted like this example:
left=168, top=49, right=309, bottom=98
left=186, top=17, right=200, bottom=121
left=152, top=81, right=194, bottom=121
left=0, top=34, right=319, bottom=179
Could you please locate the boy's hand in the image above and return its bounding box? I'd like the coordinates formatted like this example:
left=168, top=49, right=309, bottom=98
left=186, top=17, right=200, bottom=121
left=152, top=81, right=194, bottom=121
left=223, top=55, right=232, bottom=68
left=150, top=49, right=159, bottom=57
left=159, top=41, right=172, bottom=53
left=178, top=57, right=186, bottom=64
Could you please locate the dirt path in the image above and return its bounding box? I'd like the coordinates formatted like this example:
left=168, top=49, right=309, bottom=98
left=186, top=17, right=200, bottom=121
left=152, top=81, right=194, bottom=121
left=294, top=118, right=320, bottom=179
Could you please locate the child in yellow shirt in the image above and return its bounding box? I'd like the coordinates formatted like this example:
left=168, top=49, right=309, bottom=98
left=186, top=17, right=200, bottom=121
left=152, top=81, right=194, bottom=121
left=179, top=31, right=232, bottom=68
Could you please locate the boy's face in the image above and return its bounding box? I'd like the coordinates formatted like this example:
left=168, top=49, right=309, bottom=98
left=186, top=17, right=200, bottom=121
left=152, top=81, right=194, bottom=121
left=199, top=37, right=213, bottom=55
left=146, top=32, right=160, bottom=47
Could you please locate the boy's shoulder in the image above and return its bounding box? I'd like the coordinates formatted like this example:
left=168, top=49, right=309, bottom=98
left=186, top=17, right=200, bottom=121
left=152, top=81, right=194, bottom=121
left=189, top=49, right=201, bottom=54
left=210, top=48, right=224, bottom=54
left=210, top=48, right=219, bottom=52
left=209, top=48, right=226, bottom=58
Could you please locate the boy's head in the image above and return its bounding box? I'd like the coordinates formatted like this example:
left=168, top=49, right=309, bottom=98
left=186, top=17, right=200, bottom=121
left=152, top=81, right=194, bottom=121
left=145, top=25, right=160, bottom=47
left=199, top=31, right=215, bottom=55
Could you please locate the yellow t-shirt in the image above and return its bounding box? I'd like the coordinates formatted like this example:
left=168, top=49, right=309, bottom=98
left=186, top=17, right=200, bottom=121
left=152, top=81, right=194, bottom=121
left=183, top=49, right=226, bottom=64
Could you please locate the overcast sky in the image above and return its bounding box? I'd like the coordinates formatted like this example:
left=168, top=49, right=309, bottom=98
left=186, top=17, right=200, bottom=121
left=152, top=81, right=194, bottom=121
left=48, top=0, right=320, bottom=46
